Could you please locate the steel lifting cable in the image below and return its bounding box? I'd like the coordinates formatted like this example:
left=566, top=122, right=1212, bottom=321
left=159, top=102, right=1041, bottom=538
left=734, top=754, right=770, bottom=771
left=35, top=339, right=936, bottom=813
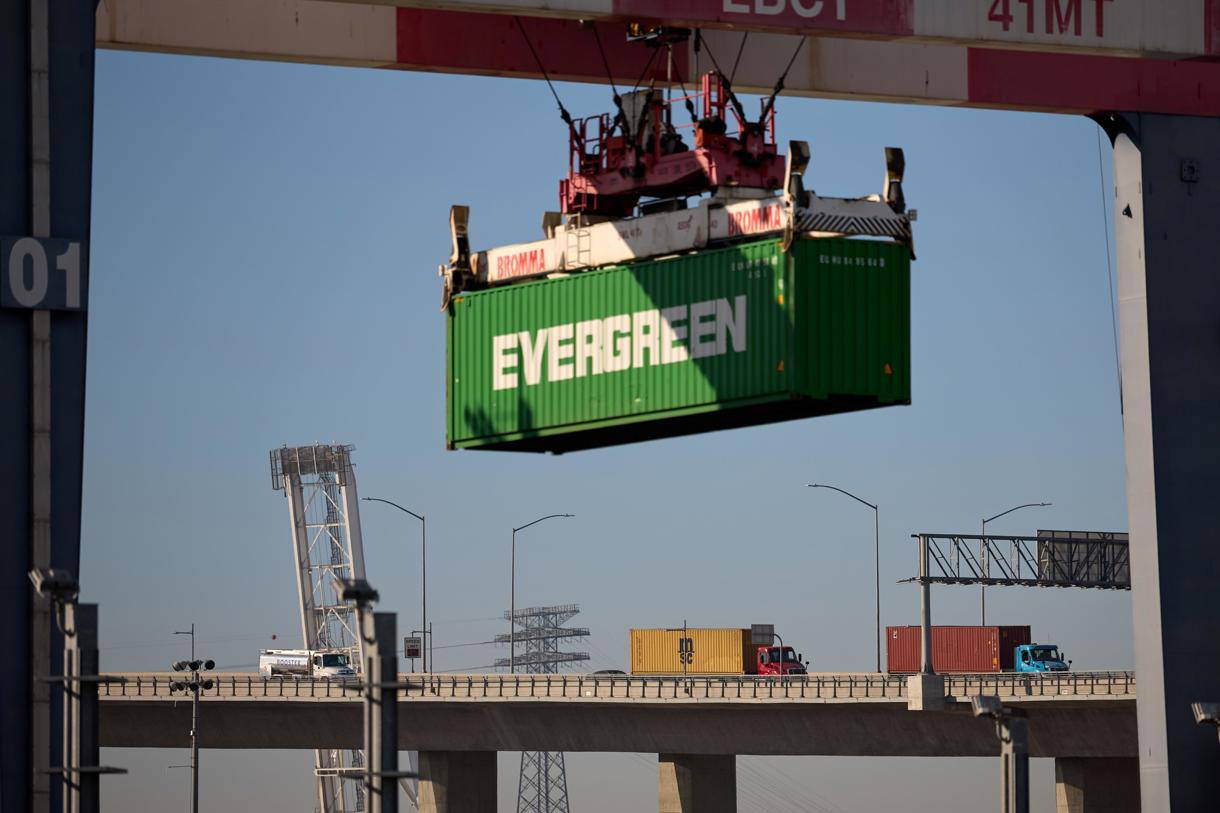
left=630, top=44, right=662, bottom=94
left=700, top=30, right=805, bottom=127
left=730, top=31, right=750, bottom=85
left=589, top=24, right=634, bottom=141
left=759, top=35, right=807, bottom=123
left=513, top=16, right=573, bottom=126
left=694, top=28, right=702, bottom=81
left=589, top=24, right=621, bottom=101
left=587, top=31, right=662, bottom=159
left=695, top=33, right=750, bottom=125
left=624, top=46, right=664, bottom=150
left=665, top=43, right=699, bottom=124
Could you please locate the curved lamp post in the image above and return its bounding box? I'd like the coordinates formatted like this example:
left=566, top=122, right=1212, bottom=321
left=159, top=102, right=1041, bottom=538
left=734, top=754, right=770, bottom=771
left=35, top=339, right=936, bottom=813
left=807, top=484, right=881, bottom=673
left=511, top=514, right=574, bottom=673
left=362, top=497, right=427, bottom=672
left=980, top=502, right=1051, bottom=625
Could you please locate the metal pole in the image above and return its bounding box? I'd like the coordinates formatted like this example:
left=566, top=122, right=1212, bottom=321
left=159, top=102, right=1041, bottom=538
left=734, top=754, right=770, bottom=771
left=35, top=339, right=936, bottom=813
left=919, top=535, right=933, bottom=675
left=773, top=630, right=785, bottom=758
left=173, top=624, right=199, bottom=813
left=365, top=612, right=398, bottom=813
left=421, top=516, right=426, bottom=674
left=190, top=679, right=199, bottom=813
left=807, top=485, right=879, bottom=672
left=874, top=506, right=880, bottom=673
left=361, top=500, right=428, bottom=674
left=981, top=517, right=987, bottom=627
left=1000, top=717, right=1030, bottom=813
left=683, top=619, right=688, bottom=691
left=75, top=604, right=99, bottom=813
left=61, top=601, right=107, bottom=813
left=28, top=3, right=54, bottom=806
left=188, top=625, right=199, bottom=813
left=508, top=514, right=573, bottom=675
left=510, top=528, right=516, bottom=674
left=979, top=503, right=1051, bottom=626
left=62, top=603, right=75, bottom=813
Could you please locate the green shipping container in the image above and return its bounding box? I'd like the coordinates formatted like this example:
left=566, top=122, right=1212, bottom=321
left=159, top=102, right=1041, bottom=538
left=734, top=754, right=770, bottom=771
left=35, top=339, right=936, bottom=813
left=446, top=238, right=911, bottom=453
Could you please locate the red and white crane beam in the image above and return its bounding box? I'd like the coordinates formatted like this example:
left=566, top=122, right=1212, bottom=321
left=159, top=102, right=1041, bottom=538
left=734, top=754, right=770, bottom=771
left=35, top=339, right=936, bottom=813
left=96, top=1, right=1220, bottom=115
left=351, top=0, right=1220, bottom=59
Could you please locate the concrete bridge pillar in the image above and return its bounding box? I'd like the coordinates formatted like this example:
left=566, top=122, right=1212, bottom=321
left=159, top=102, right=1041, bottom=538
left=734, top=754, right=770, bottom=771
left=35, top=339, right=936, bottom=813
left=417, top=751, right=496, bottom=813
left=658, top=754, right=736, bottom=813
left=1055, top=758, right=1140, bottom=813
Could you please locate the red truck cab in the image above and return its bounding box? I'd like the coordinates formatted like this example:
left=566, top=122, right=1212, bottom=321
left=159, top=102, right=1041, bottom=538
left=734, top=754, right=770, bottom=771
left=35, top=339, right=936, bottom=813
left=756, top=645, right=807, bottom=675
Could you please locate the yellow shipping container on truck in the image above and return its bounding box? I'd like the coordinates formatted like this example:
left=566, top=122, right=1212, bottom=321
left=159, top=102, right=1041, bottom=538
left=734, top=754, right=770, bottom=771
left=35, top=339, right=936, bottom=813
left=630, top=628, right=753, bottom=675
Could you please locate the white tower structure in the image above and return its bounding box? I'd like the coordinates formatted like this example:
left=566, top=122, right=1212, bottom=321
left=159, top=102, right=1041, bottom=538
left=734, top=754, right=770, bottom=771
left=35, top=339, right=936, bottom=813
left=270, top=444, right=368, bottom=813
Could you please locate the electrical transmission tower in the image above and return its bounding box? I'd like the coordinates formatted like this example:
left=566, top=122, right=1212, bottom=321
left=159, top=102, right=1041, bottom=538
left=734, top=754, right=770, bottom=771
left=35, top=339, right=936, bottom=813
left=495, top=604, right=590, bottom=813
left=270, top=444, right=368, bottom=813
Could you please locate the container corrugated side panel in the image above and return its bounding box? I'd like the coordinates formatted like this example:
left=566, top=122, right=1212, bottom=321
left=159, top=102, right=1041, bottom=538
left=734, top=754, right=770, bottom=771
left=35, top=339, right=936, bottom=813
left=935, top=626, right=1000, bottom=673
left=886, top=626, right=1029, bottom=673
left=885, top=626, right=920, bottom=673
left=997, top=626, right=1032, bottom=671
left=448, top=240, right=791, bottom=448
left=630, top=628, right=749, bottom=675
left=793, top=239, right=911, bottom=404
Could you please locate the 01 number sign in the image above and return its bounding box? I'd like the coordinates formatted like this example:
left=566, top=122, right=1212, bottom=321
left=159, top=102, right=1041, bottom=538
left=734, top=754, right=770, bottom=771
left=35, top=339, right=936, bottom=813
left=0, top=236, right=88, bottom=311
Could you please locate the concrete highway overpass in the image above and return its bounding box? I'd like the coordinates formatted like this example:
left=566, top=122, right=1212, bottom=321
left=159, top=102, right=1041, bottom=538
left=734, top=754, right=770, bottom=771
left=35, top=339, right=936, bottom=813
left=100, top=671, right=1139, bottom=812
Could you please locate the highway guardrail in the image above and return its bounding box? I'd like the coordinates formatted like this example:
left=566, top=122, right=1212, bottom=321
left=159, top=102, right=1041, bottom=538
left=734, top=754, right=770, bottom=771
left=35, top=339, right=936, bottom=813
left=99, top=671, right=1135, bottom=702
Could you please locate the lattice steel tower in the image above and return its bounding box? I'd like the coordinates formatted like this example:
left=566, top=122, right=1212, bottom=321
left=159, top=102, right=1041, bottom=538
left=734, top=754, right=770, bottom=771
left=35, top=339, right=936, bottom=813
left=495, top=604, right=590, bottom=813
left=270, top=444, right=368, bottom=813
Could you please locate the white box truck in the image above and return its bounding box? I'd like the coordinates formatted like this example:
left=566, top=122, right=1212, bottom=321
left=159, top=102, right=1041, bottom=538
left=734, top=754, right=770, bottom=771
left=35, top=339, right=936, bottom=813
left=259, top=649, right=356, bottom=679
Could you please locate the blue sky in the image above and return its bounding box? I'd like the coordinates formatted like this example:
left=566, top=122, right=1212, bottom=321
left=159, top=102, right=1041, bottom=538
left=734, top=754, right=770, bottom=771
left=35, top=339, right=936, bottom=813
left=88, top=49, right=1127, bottom=812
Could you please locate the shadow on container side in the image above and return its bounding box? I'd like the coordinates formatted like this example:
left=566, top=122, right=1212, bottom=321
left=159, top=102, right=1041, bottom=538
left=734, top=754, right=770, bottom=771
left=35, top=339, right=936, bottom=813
left=447, top=237, right=911, bottom=453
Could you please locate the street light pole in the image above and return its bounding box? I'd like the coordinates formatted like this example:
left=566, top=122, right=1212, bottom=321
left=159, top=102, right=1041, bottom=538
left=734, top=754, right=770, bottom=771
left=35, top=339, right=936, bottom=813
left=189, top=676, right=199, bottom=813
left=173, top=625, right=199, bottom=813
left=980, top=502, right=1051, bottom=625
left=768, top=630, right=789, bottom=766
left=511, top=527, right=515, bottom=672
left=972, top=696, right=1029, bottom=813
left=362, top=497, right=427, bottom=673
left=807, top=484, right=881, bottom=673
left=510, top=514, right=574, bottom=673
left=171, top=625, right=214, bottom=813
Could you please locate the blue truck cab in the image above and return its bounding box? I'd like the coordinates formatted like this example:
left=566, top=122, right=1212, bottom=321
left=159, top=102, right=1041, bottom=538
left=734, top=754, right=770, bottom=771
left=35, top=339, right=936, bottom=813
left=1015, top=644, right=1071, bottom=673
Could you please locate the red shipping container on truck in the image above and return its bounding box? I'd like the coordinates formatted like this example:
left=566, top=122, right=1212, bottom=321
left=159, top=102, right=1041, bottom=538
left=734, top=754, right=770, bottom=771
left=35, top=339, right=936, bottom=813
left=886, top=626, right=1032, bottom=673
